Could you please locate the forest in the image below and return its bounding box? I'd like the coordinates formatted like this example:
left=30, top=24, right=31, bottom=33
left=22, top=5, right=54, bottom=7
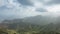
left=0, top=18, right=60, bottom=34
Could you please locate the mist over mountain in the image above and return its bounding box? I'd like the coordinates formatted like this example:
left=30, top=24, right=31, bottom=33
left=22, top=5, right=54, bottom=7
left=1, top=15, right=59, bottom=25
left=0, top=0, right=60, bottom=34
left=23, top=15, right=58, bottom=25
left=0, top=15, right=60, bottom=34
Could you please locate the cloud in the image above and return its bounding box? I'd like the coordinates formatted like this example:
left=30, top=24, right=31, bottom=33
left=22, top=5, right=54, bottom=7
left=0, top=0, right=8, bottom=7
left=17, top=0, right=32, bottom=6
left=51, top=0, right=60, bottom=4
left=0, top=0, right=60, bottom=20
left=43, top=4, right=60, bottom=17
left=33, top=2, right=44, bottom=8
left=36, top=8, right=48, bottom=12
left=45, top=0, right=60, bottom=5
left=0, top=0, right=41, bottom=19
left=45, top=4, right=60, bottom=13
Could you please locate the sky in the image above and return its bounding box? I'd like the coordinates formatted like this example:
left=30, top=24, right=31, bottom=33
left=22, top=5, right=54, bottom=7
left=0, top=0, right=60, bottom=20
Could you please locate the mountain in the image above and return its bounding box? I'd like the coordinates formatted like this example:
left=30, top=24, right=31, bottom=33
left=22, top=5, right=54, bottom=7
left=1, top=15, right=59, bottom=27
left=23, top=15, right=56, bottom=25
left=0, top=15, right=60, bottom=34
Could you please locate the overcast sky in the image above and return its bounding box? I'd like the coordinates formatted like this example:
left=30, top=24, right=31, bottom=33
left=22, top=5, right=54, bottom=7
left=0, top=0, right=60, bottom=20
